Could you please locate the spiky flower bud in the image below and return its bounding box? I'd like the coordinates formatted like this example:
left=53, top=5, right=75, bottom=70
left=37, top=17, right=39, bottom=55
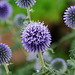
left=0, top=43, right=12, bottom=65
left=16, top=0, right=36, bottom=8
left=14, top=13, right=26, bottom=27
left=0, top=1, right=12, bottom=19
left=50, top=58, right=67, bottom=72
left=21, top=22, right=51, bottom=53
left=63, top=6, right=75, bottom=28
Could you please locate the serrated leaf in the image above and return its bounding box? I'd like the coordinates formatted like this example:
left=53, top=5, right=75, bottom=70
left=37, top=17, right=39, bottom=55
left=67, top=58, right=75, bottom=69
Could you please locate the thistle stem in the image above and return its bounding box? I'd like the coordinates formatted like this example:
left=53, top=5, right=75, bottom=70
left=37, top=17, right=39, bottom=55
left=27, top=8, right=31, bottom=22
left=3, top=63, right=9, bottom=75
left=38, top=52, right=46, bottom=74
left=74, top=70, right=75, bottom=75
left=38, top=52, right=45, bottom=68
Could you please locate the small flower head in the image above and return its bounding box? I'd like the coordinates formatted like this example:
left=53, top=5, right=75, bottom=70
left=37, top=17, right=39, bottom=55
left=0, top=1, right=12, bottom=19
left=14, top=13, right=26, bottom=27
left=0, top=43, right=12, bottom=65
left=26, top=52, right=36, bottom=61
left=50, top=58, right=67, bottom=72
left=63, top=6, right=75, bottom=28
left=16, top=0, right=36, bottom=8
left=34, top=59, right=41, bottom=70
left=21, top=22, right=51, bottom=53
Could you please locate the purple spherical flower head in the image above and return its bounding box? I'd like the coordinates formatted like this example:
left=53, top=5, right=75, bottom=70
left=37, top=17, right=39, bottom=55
left=0, top=43, right=12, bottom=65
left=21, top=22, right=51, bottom=53
left=63, top=6, right=75, bottom=28
left=0, top=1, right=12, bottom=19
left=16, top=0, right=36, bottom=8
left=50, top=58, right=67, bottom=71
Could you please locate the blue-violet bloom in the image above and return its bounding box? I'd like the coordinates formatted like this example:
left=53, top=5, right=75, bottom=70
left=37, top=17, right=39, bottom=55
left=0, top=43, right=12, bottom=65
left=63, top=6, right=75, bottom=28
left=0, top=1, right=12, bottom=19
left=16, top=0, right=36, bottom=8
left=21, top=22, right=51, bottom=53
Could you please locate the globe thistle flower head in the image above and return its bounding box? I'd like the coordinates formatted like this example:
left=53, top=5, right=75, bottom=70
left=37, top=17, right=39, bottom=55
left=0, top=1, right=12, bottom=19
left=14, top=14, right=26, bottom=27
left=16, top=0, right=36, bottom=8
left=50, top=58, right=67, bottom=71
left=21, top=22, right=51, bottom=53
left=43, top=51, right=51, bottom=62
left=0, top=43, right=12, bottom=65
left=63, top=6, right=75, bottom=28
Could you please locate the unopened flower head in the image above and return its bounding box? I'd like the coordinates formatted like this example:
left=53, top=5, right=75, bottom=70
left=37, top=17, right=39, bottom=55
left=43, top=51, right=51, bottom=62
left=26, top=52, right=36, bottom=61
left=63, top=6, right=75, bottom=28
left=0, top=43, right=12, bottom=65
left=16, top=0, right=36, bottom=8
left=0, top=1, right=12, bottom=19
left=51, top=58, right=67, bottom=71
left=21, top=22, right=51, bottom=53
left=34, top=59, right=41, bottom=70
left=14, top=13, right=26, bottom=27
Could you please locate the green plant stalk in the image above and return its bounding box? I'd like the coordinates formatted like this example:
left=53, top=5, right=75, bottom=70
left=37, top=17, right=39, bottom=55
left=27, top=8, right=31, bottom=22
left=38, top=52, right=45, bottom=68
left=3, top=63, right=9, bottom=75
left=38, top=52, right=47, bottom=75
left=74, top=70, right=75, bottom=75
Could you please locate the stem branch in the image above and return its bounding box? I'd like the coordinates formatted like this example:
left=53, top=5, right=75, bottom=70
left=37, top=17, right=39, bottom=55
left=27, top=8, right=31, bottom=22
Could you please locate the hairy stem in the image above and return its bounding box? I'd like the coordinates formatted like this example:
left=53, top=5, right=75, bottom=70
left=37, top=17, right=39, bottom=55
left=38, top=52, right=46, bottom=74
left=27, top=8, right=31, bottom=22
left=3, top=63, right=9, bottom=75
left=38, top=52, right=45, bottom=67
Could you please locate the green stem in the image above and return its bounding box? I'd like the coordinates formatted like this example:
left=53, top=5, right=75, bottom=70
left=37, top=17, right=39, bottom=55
left=38, top=52, right=46, bottom=74
left=38, top=52, right=45, bottom=68
left=27, top=8, right=31, bottom=22
left=3, top=63, right=9, bottom=75
left=74, top=70, right=75, bottom=75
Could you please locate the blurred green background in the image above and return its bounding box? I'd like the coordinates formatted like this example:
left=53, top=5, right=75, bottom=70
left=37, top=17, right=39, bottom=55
left=0, top=0, right=75, bottom=75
